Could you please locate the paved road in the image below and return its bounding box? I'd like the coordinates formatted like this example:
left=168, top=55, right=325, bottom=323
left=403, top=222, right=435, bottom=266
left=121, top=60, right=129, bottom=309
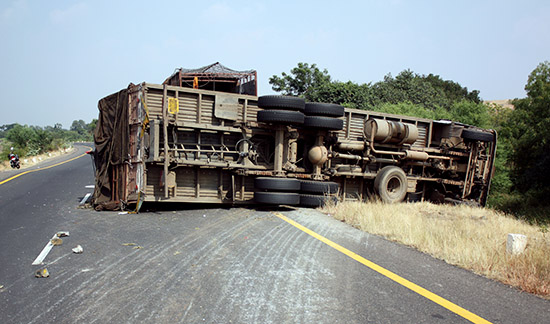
left=0, top=144, right=549, bottom=323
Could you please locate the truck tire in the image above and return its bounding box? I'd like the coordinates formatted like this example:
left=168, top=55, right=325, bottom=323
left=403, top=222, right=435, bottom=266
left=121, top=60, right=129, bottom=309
left=300, top=180, right=339, bottom=194
left=258, top=95, right=305, bottom=111
left=461, top=129, right=494, bottom=142
left=254, top=192, right=300, bottom=205
left=255, top=177, right=300, bottom=192
left=257, top=110, right=305, bottom=125
left=303, top=116, right=344, bottom=130
left=374, top=166, right=407, bottom=204
left=305, top=103, right=345, bottom=117
left=299, top=194, right=338, bottom=207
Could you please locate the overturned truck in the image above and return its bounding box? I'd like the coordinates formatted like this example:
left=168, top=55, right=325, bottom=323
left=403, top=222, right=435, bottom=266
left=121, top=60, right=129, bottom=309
left=91, top=66, right=496, bottom=211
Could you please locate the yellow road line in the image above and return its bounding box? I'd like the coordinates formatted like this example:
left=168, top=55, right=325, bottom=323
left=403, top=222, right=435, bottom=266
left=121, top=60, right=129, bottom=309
left=274, top=212, right=492, bottom=324
left=0, top=151, right=89, bottom=185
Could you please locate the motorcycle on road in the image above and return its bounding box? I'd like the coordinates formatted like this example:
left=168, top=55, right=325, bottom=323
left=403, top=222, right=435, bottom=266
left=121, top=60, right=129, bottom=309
left=9, top=153, right=20, bottom=169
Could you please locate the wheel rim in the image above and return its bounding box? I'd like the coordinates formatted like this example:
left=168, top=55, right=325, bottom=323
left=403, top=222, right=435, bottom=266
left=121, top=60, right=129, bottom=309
left=386, top=177, right=403, bottom=199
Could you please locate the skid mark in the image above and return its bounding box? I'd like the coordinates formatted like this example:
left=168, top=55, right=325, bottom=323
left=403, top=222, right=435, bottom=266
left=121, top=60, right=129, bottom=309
left=26, top=212, right=236, bottom=323
left=73, top=212, right=256, bottom=322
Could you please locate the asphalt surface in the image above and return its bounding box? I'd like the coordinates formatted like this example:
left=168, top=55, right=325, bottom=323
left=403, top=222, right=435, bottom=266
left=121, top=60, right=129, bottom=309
left=0, top=143, right=549, bottom=323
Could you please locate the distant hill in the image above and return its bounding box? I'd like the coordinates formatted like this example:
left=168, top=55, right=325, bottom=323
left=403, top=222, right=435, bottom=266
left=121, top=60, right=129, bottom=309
left=484, top=100, right=514, bottom=109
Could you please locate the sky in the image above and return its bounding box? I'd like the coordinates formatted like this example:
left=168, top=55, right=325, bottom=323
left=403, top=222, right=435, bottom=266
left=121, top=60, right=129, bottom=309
left=1, top=0, right=549, bottom=129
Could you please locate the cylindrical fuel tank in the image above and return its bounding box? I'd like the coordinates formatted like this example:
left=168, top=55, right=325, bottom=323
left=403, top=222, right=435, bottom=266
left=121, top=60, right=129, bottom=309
left=364, top=119, right=418, bottom=145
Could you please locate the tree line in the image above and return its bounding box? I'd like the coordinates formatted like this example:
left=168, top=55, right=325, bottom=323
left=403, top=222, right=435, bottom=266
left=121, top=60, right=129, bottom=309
left=270, top=62, right=550, bottom=222
left=0, top=119, right=96, bottom=160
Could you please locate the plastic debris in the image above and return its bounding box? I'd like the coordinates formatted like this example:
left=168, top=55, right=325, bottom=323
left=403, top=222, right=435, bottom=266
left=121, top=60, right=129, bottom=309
left=122, top=243, right=137, bottom=246
left=51, top=238, right=63, bottom=246
left=0, top=284, right=4, bottom=289
left=35, top=268, right=50, bottom=278
left=72, top=245, right=83, bottom=254
left=133, top=246, right=143, bottom=249
left=118, top=211, right=129, bottom=215
left=56, top=231, right=70, bottom=237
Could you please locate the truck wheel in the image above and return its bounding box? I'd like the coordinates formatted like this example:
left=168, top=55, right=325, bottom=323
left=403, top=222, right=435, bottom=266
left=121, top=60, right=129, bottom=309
left=258, top=95, right=305, bottom=111
left=461, top=129, right=495, bottom=142
left=304, top=116, right=344, bottom=130
left=299, top=194, right=337, bottom=207
left=255, top=177, right=300, bottom=191
left=374, top=166, right=407, bottom=204
left=257, top=110, right=305, bottom=125
left=305, top=103, right=345, bottom=117
left=300, top=180, right=339, bottom=194
left=254, top=192, right=300, bottom=205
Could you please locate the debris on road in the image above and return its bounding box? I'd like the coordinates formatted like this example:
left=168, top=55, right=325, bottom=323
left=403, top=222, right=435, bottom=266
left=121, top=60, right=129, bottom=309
left=35, top=268, right=50, bottom=278
left=79, top=193, right=92, bottom=206
left=51, top=238, right=63, bottom=246
left=72, top=245, right=83, bottom=254
left=56, top=231, right=70, bottom=237
left=122, top=243, right=137, bottom=246
left=0, top=284, right=4, bottom=289
left=32, top=231, right=69, bottom=265
left=118, top=211, right=129, bottom=215
left=133, top=246, right=143, bottom=249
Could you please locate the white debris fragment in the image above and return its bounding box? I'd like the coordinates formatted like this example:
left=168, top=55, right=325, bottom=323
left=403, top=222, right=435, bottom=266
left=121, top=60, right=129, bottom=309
left=80, top=193, right=92, bottom=205
left=118, top=211, right=128, bottom=215
left=56, top=231, right=70, bottom=237
left=72, top=245, right=83, bottom=254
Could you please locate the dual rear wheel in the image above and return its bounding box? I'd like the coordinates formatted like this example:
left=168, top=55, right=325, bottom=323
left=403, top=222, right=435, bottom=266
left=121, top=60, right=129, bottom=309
left=254, top=177, right=339, bottom=207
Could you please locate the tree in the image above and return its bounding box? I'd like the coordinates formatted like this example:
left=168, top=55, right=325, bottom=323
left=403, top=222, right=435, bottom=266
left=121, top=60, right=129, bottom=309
left=507, top=61, right=550, bottom=204
left=70, top=119, right=88, bottom=136
left=312, top=81, right=374, bottom=109
left=448, top=101, right=491, bottom=128
left=270, top=63, right=484, bottom=118
left=269, top=63, right=331, bottom=101
left=6, top=124, right=34, bottom=149
left=424, top=74, right=481, bottom=104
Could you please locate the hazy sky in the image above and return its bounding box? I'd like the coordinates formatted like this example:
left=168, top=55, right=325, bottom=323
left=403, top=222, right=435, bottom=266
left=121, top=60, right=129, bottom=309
left=1, top=0, right=549, bottom=128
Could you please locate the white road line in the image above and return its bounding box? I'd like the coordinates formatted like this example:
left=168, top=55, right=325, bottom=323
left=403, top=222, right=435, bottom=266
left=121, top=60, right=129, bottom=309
left=80, top=193, right=92, bottom=205
left=32, top=234, right=58, bottom=265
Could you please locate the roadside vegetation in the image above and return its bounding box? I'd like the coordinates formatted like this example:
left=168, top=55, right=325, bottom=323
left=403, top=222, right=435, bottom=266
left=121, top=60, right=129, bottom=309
left=321, top=201, right=550, bottom=298
left=0, top=119, right=96, bottom=163
left=271, top=61, right=550, bottom=224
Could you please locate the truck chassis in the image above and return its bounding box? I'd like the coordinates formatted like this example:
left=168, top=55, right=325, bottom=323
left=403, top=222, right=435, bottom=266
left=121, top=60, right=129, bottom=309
left=91, top=82, right=496, bottom=210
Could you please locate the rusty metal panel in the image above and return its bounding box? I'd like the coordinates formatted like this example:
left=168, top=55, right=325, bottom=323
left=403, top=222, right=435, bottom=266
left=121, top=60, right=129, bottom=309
left=178, top=92, right=199, bottom=123
left=245, top=100, right=260, bottom=122
left=199, top=169, right=219, bottom=198
left=145, top=90, right=163, bottom=120
left=348, top=113, right=365, bottom=140
left=176, top=168, right=196, bottom=197
left=145, top=166, right=163, bottom=197
left=214, top=94, right=239, bottom=120
left=413, top=122, right=429, bottom=149
left=200, top=95, right=216, bottom=125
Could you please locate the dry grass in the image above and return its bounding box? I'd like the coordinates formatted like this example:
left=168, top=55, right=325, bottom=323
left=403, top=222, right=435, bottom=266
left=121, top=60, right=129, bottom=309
left=321, top=200, right=550, bottom=298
